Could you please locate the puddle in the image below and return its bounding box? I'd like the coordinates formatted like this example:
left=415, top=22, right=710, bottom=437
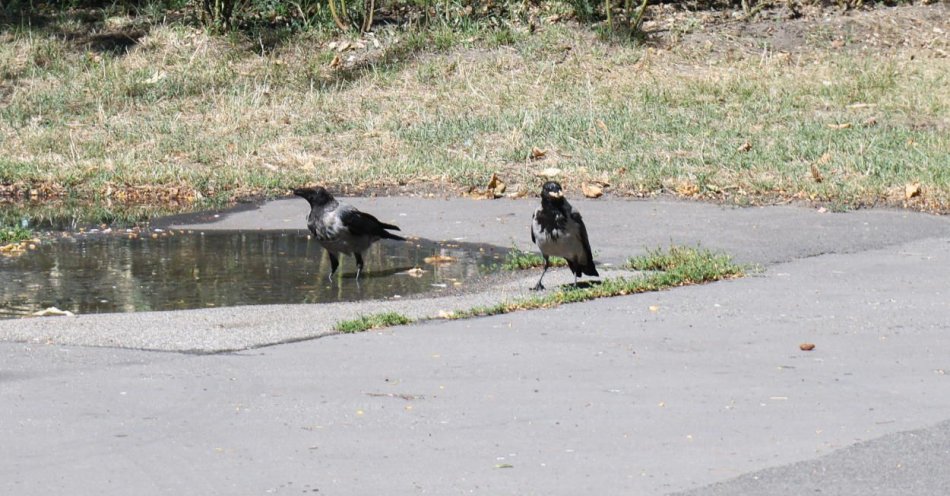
left=0, top=230, right=504, bottom=319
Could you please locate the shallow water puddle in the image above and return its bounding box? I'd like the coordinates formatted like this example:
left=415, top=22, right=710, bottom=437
left=0, top=231, right=504, bottom=318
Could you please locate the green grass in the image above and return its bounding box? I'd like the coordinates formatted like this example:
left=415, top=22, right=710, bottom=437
left=0, top=225, right=33, bottom=244
left=501, top=246, right=567, bottom=270
left=454, top=245, right=743, bottom=318
left=334, top=312, right=413, bottom=333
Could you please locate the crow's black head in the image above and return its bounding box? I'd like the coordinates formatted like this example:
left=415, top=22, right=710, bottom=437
left=540, top=181, right=564, bottom=202
left=293, top=187, right=334, bottom=207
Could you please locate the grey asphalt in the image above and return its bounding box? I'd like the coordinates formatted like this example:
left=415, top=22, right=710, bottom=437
left=3, top=196, right=950, bottom=495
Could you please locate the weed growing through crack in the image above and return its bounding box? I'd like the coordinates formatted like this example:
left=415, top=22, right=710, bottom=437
left=334, top=312, right=413, bottom=333
left=454, top=245, right=743, bottom=318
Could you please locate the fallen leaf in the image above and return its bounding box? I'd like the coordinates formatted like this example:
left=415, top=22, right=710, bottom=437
left=406, top=267, right=426, bottom=277
left=675, top=182, right=700, bottom=197
left=530, top=147, right=546, bottom=160
left=736, top=141, right=752, bottom=153
left=486, top=173, right=506, bottom=198
left=581, top=182, right=603, bottom=198
left=863, top=116, right=878, bottom=127
left=537, top=168, right=561, bottom=179
left=424, top=255, right=456, bottom=265
left=799, top=343, right=816, bottom=351
left=827, top=123, right=852, bottom=130
left=437, top=310, right=455, bottom=319
left=329, top=54, right=341, bottom=68
left=905, top=182, right=922, bottom=200
left=810, top=163, right=824, bottom=183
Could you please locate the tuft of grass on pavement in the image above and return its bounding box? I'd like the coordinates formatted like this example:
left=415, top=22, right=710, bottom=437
left=454, top=245, right=743, bottom=319
left=501, top=246, right=567, bottom=270
left=334, top=312, right=413, bottom=333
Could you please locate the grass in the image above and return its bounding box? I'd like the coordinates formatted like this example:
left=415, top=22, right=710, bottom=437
left=326, top=246, right=741, bottom=333
left=501, top=246, right=567, bottom=270
left=1, top=3, right=948, bottom=221
left=0, top=225, right=33, bottom=244
left=453, top=245, right=743, bottom=318
left=334, top=312, right=413, bottom=333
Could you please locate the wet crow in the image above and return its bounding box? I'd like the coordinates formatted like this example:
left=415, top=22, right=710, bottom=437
left=293, top=187, right=405, bottom=280
left=530, top=181, right=598, bottom=290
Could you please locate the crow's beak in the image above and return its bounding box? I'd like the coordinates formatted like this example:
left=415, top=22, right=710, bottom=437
left=548, top=190, right=563, bottom=199
left=292, top=189, right=305, bottom=197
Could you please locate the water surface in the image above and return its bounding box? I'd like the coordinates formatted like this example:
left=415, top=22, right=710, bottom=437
left=0, top=230, right=503, bottom=318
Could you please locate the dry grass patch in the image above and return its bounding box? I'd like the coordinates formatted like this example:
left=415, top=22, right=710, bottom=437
left=1, top=4, right=948, bottom=218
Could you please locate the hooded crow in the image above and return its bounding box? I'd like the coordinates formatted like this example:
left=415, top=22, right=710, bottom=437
left=530, top=181, right=599, bottom=290
left=293, top=187, right=405, bottom=280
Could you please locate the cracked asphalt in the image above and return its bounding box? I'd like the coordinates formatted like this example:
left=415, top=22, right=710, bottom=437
left=2, top=196, right=950, bottom=495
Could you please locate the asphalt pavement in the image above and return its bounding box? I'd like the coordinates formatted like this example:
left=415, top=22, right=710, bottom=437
left=2, top=196, right=950, bottom=495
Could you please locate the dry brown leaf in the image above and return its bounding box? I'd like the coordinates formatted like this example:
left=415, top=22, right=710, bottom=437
left=675, top=182, right=700, bottom=197
left=530, top=147, right=546, bottom=160
left=424, top=255, right=456, bottom=265
left=329, top=54, right=341, bottom=68
left=737, top=141, right=752, bottom=153
left=863, top=116, right=878, bottom=127
left=810, top=163, right=824, bottom=183
left=582, top=182, right=603, bottom=198
left=905, top=182, right=922, bottom=200
left=799, top=343, right=816, bottom=351
left=827, top=123, right=852, bottom=130
left=486, top=173, right=506, bottom=198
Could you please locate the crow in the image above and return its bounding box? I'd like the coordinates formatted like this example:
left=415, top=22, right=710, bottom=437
left=293, top=187, right=405, bottom=280
left=530, top=181, right=599, bottom=290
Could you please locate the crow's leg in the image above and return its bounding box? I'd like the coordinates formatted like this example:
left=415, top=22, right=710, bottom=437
left=327, top=251, right=340, bottom=282
left=532, top=256, right=550, bottom=291
left=354, top=252, right=365, bottom=280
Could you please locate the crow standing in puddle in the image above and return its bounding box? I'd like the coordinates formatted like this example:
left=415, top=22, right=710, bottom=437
left=293, top=187, right=405, bottom=280
left=530, top=181, right=599, bottom=290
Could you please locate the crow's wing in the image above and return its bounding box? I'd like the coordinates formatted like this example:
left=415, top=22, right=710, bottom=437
left=340, top=208, right=405, bottom=241
left=570, top=209, right=596, bottom=273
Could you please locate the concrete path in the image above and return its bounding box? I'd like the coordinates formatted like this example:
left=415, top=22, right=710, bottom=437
left=2, top=196, right=950, bottom=494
